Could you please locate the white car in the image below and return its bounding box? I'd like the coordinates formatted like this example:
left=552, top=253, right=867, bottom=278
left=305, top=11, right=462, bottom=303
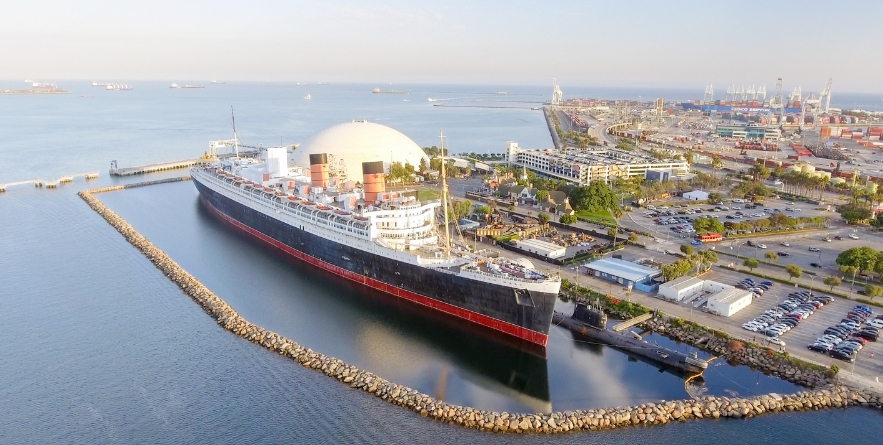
left=765, top=337, right=786, bottom=347
left=757, top=243, right=767, bottom=249
left=781, top=242, right=790, bottom=247
left=820, top=335, right=843, bottom=344
left=865, top=319, right=883, bottom=329
left=733, top=199, right=745, bottom=203
left=849, top=233, right=860, bottom=240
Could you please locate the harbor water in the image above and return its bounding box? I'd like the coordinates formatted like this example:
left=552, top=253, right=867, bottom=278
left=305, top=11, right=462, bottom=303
left=1, top=82, right=882, bottom=443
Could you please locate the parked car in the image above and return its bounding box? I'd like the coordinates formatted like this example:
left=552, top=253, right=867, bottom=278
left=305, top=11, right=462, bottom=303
left=809, top=247, right=821, bottom=252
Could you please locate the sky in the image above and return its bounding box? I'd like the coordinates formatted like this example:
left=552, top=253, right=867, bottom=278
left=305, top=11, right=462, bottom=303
left=2, top=0, right=881, bottom=92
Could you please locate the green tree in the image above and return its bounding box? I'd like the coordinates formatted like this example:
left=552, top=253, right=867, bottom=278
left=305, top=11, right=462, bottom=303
left=692, top=217, right=725, bottom=235
left=823, top=276, right=841, bottom=291
left=680, top=244, right=694, bottom=256
left=559, top=213, right=577, bottom=224
left=711, top=154, right=723, bottom=178
left=707, top=192, right=724, bottom=204
left=536, top=190, right=550, bottom=202
left=743, top=258, right=759, bottom=271
left=786, top=264, right=803, bottom=281
left=839, top=204, right=872, bottom=224
left=866, top=284, right=883, bottom=299
left=750, top=162, right=771, bottom=181
left=537, top=212, right=550, bottom=225
left=567, top=181, right=617, bottom=212
left=696, top=250, right=718, bottom=273
left=608, top=227, right=618, bottom=237
left=765, top=252, right=779, bottom=263
left=474, top=206, right=491, bottom=215
left=419, top=158, right=428, bottom=173
left=836, top=247, right=878, bottom=275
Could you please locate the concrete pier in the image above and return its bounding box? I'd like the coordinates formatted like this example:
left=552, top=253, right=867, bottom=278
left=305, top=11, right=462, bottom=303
left=110, top=159, right=206, bottom=176
left=0, top=172, right=98, bottom=193
left=77, top=178, right=883, bottom=434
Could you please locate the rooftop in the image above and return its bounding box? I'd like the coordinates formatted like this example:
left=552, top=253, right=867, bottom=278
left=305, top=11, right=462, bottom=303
left=584, top=258, right=661, bottom=283
left=659, top=275, right=703, bottom=292
left=709, top=288, right=753, bottom=304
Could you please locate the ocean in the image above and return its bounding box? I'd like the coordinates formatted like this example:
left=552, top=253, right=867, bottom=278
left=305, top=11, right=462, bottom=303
left=1, top=82, right=882, bottom=444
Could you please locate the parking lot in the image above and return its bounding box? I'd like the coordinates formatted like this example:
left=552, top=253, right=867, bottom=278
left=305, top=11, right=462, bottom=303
left=707, top=268, right=883, bottom=376
left=627, top=195, right=836, bottom=243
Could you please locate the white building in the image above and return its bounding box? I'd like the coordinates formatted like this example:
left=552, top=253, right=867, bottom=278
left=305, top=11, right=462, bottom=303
left=505, top=141, right=689, bottom=185
left=707, top=288, right=754, bottom=317
left=657, top=277, right=734, bottom=302
left=682, top=190, right=709, bottom=201
left=513, top=239, right=566, bottom=259
left=657, top=276, right=704, bottom=302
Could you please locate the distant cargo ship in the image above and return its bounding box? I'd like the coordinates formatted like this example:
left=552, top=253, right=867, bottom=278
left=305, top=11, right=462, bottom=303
left=373, top=87, right=410, bottom=94
left=1, top=82, right=70, bottom=95
left=106, top=83, right=132, bottom=91
left=170, top=83, right=205, bottom=89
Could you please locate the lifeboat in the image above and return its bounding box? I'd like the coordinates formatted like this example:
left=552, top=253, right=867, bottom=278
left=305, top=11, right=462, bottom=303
left=287, top=196, right=298, bottom=201
left=316, top=205, right=332, bottom=211
left=263, top=187, right=273, bottom=192
left=333, top=209, right=351, bottom=215
left=353, top=215, right=369, bottom=221
left=302, top=201, right=316, bottom=206
left=275, top=191, right=285, bottom=196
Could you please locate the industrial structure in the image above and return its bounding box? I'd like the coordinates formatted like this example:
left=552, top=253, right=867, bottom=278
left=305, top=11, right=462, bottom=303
left=505, top=142, right=689, bottom=185
left=551, top=79, right=563, bottom=105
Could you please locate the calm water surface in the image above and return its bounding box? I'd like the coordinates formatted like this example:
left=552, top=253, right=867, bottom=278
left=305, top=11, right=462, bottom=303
left=1, top=83, right=882, bottom=443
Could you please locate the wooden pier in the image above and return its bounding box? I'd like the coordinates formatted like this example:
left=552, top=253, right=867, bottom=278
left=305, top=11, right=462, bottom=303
left=0, top=172, right=99, bottom=192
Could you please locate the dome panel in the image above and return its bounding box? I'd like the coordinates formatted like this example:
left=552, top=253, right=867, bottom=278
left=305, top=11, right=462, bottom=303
left=292, top=121, right=429, bottom=182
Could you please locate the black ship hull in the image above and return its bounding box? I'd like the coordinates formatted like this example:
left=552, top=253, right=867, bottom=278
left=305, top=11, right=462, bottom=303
left=193, top=176, right=557, bottom=345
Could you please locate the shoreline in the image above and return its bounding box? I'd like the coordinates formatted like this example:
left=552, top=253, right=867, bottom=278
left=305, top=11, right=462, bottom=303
left=77, top=177, right=883, bottom=433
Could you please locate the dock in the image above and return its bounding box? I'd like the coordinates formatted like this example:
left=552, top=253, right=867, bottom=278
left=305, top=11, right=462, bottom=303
left=610, top=313, right=654, bottom=332
left=0, top=172, right=99, bottom=192
left=109, top=150, right=260, bottom=177
left=110, top=159, right=206, bottom=176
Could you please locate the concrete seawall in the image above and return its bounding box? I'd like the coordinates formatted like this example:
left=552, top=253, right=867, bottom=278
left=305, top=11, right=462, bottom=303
left=78, top=178, right=883, bottom=433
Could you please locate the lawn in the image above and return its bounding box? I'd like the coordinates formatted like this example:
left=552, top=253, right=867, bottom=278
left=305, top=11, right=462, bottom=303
left=575, top=209, right=616, bottom=225
left=417, top=189, right=441, bottom=201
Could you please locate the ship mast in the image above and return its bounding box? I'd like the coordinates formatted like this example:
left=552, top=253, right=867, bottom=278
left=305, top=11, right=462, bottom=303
left=231, top=106, right=240, bottom=158
left=439, top=130, right=451, bottom=256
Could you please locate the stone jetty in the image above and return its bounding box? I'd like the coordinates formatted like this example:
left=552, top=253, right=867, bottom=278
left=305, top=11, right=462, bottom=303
left=78, top=178, right=883, bottom=434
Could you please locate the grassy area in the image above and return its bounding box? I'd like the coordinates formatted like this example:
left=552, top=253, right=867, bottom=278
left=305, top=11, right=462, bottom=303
left=417, top=189, right=441, bottom=201
left=575, top=209, right=616, bottom=225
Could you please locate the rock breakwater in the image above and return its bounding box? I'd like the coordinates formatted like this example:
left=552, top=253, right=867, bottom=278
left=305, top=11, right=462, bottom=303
left=77, top=178, right=883, bottom=433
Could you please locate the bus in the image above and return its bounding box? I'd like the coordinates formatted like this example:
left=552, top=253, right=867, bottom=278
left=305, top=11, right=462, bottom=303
left=697, top=233, right=723, bottom=243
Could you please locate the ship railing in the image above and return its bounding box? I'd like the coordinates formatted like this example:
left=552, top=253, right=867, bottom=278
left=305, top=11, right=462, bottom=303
left=460, top=266, right=553, bottom=284
left=204, top=172, right=372, bottom=239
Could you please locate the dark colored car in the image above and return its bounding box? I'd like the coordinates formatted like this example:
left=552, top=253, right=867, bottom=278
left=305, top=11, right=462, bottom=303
left=777, top=251, right=790, bottom=256
left=808, top=343, right=831, bottom=353
left=834, top=236, right=844, bottom=240
left=857, top=331, right=879, bottom=342
left=810, top=262, right=822, bottom=268
left=830, top=350, right=856, bottom=362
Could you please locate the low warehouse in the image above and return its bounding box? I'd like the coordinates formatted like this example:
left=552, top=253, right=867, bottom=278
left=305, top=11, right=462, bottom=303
left=583, top=258, right=661, bottom=288
left=707, top=288, right=754, bottom=317
left=658, top=276, right=704, bottom=302
left=513, top=239, right=566, bottom=259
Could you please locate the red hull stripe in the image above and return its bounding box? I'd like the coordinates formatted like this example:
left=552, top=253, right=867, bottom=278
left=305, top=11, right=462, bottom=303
left=202, top=196, right=548, bottom=346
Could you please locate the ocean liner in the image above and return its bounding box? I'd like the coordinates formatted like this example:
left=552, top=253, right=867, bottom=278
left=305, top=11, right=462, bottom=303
left=191, top=122, right=560, bottom=345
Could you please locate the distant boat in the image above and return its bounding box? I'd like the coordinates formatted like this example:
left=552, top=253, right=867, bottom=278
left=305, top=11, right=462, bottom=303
left=210, top=80, right=226, bottom=84
left=106, top=83, right=132, bottom=91
left=373, top=87, right=410, bottom=94
left=496, top=91, right=508, bottom=95
left=170, top=83, right=178, bottom=89
left=318, top=82, right=329, bottom=85
left=304, top=94, right=311, bottom=100
left=427, top=98, right=436, bottom=102
left=403, top=99, right=409, bottom=102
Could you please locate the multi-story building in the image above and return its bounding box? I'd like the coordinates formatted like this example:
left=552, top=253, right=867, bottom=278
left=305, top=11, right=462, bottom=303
left=505, top=142, right=689, bottom=185
left=715, top=124, right=782, bottom=140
